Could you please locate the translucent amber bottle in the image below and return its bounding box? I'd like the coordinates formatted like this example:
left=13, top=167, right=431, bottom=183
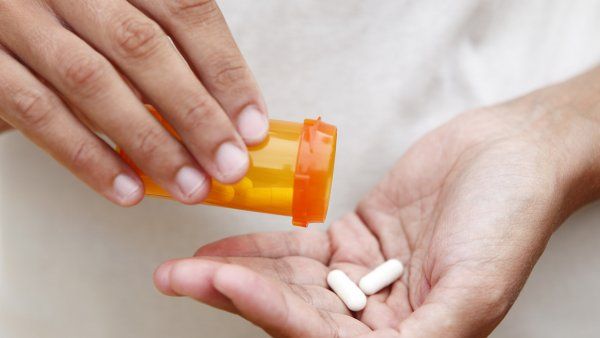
left=119, top=107, right=337, bottom=227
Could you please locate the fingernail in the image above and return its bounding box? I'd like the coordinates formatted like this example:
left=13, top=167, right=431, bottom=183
left=216, top=142, right=249, bottom=181
left=175, top=166, right=207, bottom=198
left=113, top=174, right=141, bottom=203
left=237, top=105, right=268, bottom=144
left=154, top=262, right=176, bottom=296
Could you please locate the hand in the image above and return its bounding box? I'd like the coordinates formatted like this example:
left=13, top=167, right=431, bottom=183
left=0, top=117, right=11, bottom=132
left=0, top=0, right=267, bottom=206
left=153, top=69, right=600, bottom=337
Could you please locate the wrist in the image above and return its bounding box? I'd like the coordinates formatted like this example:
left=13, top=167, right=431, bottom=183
left=513, top=67, right=600, bottom=209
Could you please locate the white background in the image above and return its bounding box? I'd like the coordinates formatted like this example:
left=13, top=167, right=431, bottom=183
left=1, top=1, right=600, bottom=337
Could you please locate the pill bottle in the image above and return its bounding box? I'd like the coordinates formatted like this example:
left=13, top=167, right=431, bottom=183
left=119, top=106, right=337, bottom=227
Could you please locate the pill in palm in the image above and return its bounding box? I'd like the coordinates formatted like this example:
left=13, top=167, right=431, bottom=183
left=359, top=259, right=404, bottom=295
left=327, top=269, right=367, bottom=312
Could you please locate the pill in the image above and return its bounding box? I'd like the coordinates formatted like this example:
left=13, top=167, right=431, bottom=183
left=205, top=182, right=235, bottom=203
left=233, top=177, right=253, bottom=191
left=241, top=187, right=294, bottom=210
left=327, top=270, right=367, bottom=312
left=359, top=259, right=404, bottom=295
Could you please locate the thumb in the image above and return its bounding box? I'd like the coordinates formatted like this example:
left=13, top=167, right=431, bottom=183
left=212, top=264, right=369, bottom=338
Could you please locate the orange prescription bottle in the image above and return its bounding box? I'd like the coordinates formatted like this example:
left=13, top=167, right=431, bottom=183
left=119, top=107, right=337, bottom=227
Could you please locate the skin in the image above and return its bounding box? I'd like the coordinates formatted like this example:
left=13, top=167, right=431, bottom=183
left=154, top=67, right=600, bottom=337
left=0, top=0, right=267, bottom=206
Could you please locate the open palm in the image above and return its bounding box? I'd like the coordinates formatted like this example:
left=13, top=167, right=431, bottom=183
left=154, top=105, right=575, bottom=337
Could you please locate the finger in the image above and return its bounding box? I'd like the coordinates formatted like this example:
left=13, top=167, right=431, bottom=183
left=356, top=329, right=401, bottom=338
left=0, top=117, right=12, bottom=132
left=0, top=3, right=210, bottom=203
left=329, top=213, right=386, bottom=267
left=157, top=259, right=236, bottom=312
left=328, top=262, right=411, bottom=329
left=227, top=256, right=329, bottom=286
left=329, top=213, right=414, bottom=327
left=287, top=284, right=351, bottom=316
left=194, top=230, right=331, bottom=264
left=156, top=257, right=350, bottom=315
left=178, top=256, right=328, bottom=287
left=153, top=259, right=181, bottom=297
left=329, top=263, right=370, bottom=284
left=359, top=282, right=410, bottom=331
left=52, top=0, right=250, bottom=183
left=68, top=72, right=144, bottom=132
left=134, top=0, right=269, bottom=145
left=213, top=264, right=370, bottom=338
left=356, top=194, right=413, bottom=264
left=381, top=281, right=413, bottom=324
left=0, top=47, right=143, bottom=206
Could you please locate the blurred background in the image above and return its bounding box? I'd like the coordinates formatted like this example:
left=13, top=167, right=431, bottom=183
left=1, top=1, right=600, bottom=337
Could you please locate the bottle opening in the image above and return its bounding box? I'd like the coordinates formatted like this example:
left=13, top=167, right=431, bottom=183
left=291, top=117, right=338, bottom=227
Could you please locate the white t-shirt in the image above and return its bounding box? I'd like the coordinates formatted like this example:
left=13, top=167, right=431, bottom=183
left=1, top=1, right=600, bottom=337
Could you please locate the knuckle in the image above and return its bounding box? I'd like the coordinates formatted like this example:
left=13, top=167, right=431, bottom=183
left=69, top=139, right=101, bottom=172
left=178, top=96, right=218, bottom=131
left=165, top=0, right=217, bottom=18
left=208, top=57, right=249, bottom=91
left=62, top=54, right=107, bottom=97
left=12, top=90, right=56, bottom=130
left=112, top=17, right=164, bottom=59
left=134, top=125, right=171, bottom=160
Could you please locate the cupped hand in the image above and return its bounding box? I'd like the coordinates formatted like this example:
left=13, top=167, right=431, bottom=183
left=0, top=0, right=267, bottom=206
left=153, top=76, right=600, bottom=337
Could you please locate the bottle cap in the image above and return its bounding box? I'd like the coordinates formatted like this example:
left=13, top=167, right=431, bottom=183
left=291, top=117, right=337, bottom=226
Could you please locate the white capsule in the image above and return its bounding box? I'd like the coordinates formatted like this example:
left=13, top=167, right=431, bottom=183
left=326, top=270, right=367, bottom=312
left=359, top=259, right=404, bottom=295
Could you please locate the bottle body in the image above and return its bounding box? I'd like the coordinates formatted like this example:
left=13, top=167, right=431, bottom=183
left=119, top=106, right=337, bottom=226
left=138, top=120, right=303, bottom=217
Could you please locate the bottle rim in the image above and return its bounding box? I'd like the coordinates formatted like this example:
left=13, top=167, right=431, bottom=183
left=291, top=117, right=337, bottom=227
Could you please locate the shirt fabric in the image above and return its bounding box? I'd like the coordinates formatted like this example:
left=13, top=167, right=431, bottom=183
left=1, top=1, right=600, bottom=337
